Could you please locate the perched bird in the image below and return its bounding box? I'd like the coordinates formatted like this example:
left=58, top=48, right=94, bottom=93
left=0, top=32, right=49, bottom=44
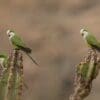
left=0, top=53, right=8, bottom=71
left=6, top=29, right=39, bottom=66
left=80, top=28, right=100, bottom=51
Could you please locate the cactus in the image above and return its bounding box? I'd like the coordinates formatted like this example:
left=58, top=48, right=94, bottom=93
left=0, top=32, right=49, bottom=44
left=0, top=50, right=23, bottom=100
left=69, top=49, right=100, bottom=100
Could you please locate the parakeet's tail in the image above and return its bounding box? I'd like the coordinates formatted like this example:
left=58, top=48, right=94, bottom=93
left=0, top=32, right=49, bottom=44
left=26, top=53, right=39, bottom=66
left=19, top=46, right=32, bottom=53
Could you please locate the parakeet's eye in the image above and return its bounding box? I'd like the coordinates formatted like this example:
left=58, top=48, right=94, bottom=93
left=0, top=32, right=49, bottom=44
left=81, top=33, right=84, bottom=36
left=8, top=34, right=10, bottom=37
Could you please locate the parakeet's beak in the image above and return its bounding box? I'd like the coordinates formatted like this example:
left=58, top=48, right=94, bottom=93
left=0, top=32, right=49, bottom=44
left=81, top=33, right=84, bottom=36
left=80, top=29, right=84, bottom=34
left=80, top=29, right=84, bottom=36
left=6, top=29, right=10, bottom=35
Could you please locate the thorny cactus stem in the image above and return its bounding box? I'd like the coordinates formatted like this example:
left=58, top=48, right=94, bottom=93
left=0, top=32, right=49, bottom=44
left=0, top=49, right=24, bottom=100
left=69, top=49, right=100, bottom=100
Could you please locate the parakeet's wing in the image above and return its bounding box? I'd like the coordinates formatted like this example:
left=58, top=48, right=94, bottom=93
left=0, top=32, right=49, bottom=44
left=11, top=35, right=31, bottom=53
left=86, top=34, right=100, bottom=50
left=10, top=34, right=38, bottom=66
left=11, top=35, right=25, bottom=47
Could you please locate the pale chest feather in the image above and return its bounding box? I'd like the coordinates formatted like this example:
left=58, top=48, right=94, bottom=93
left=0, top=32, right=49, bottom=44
left=83, top=34, right=93, bottom=47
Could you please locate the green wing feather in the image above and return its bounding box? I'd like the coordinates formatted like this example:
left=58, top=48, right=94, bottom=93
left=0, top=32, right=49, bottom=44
left=86, top=34, right=100, bottom=50
left=11, top=35, right=31, bottom=53
left=11, top=35, right=25, bottom=48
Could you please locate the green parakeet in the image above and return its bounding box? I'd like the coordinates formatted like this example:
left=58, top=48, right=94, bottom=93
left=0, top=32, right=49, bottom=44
left=6, top=30, right=39, bottom=66
left=80, top=28, right=100, bottom=51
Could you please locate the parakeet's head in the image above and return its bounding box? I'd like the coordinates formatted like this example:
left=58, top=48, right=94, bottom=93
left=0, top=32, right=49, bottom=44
left=6, top=30, right=15, bottom=39
left=80, top=28, right=89, bottom=38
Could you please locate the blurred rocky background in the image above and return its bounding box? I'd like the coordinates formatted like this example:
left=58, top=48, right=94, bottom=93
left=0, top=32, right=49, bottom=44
left=0, top=0, right=100, bottom=100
